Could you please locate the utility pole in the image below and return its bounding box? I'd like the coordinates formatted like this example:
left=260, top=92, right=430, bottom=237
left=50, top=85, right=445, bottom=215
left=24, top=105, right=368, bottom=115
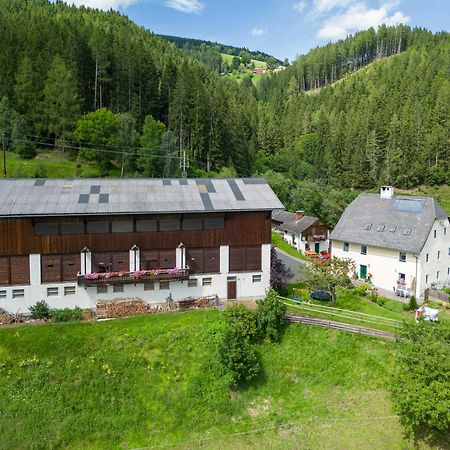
left=180, top=148, right=189, bottom=178
left=2, top=133, right=6, bottom=177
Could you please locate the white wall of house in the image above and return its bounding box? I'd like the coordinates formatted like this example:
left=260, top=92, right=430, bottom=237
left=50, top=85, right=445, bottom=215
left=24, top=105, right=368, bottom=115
left=332, top=222, right=450, bottom=298
left=0, top=244, right=272, bottom=314
left=419, top=219, right=450, bottom=293
left=332, top=240, right=419, bottom=294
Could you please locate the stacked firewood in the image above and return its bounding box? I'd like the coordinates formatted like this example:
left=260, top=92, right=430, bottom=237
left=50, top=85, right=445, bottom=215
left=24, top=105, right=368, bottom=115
left=0, top=308, right=24, bottom=325
left=96, top=298, right=149, bottom=319
left=177, top=295, right=220, bottom=310
left=195, top=296, right=215, bottom=308
left=177, top=297, right=197, bottom=310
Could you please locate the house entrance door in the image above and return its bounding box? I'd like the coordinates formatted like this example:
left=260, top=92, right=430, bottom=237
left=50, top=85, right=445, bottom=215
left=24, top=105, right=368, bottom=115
left=227, top=276, right=237, bottom=299
left=314, top=243, right=320, bottom=253
left=359, top=264, right=367, bottom=279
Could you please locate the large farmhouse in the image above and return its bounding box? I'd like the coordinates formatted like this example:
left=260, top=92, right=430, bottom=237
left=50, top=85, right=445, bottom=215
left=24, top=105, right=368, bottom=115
left=330, top=186, right=450, bottom=298
left=0, top=178, right=283, bottom=313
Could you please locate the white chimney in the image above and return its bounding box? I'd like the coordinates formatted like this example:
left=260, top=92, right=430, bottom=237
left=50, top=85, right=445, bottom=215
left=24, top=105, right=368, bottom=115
left=380, top=186, right=394, bottom=199
left=295, top=210, right=304, bottom=221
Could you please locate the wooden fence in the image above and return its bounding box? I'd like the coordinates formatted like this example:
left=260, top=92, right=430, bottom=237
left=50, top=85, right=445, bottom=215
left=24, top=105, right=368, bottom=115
left=285, top=313, right=394, bottom=340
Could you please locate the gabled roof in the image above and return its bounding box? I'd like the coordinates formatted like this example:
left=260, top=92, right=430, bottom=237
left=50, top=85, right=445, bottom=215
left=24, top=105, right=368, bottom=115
left=0, top=178, right=284, bottom=217
left=279, top=215, right=319, bottom=234
left=271, top=209, right=296, bottom=224
left=329, top=193, right=449, bottom=253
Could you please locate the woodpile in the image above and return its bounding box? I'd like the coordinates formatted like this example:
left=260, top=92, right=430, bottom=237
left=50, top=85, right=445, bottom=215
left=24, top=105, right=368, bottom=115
left=96, top=298, right=149, bottom=319
left=177, top=295, right=220, bottom=310
left=0, top=308, right=25, bottom=325
left=177, top=297, right=197, bottom=310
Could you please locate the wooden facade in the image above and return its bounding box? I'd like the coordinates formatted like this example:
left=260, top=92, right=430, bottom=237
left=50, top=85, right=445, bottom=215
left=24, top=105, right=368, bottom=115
left=0, top=212, right=271, bottom=257
left=0, top=211, right=270, bottom=285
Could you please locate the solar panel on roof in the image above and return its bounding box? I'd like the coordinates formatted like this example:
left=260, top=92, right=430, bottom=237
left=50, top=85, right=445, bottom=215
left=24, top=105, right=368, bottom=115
left=392, top=198, right=425, bottom=213
left=34, top=179, right=46, bottom=186
left=90, top=185, right=101, bottom=194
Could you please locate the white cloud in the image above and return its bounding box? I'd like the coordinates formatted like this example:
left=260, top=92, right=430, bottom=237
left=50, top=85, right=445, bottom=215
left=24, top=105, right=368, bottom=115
left=316, top=1, right=410, bottom=40
left=68, top=0, right=137, bottom=9
left=292, top=2, right=307, bottom=13
left=251, top=27, right=267, bottom=37
left=165, top=0, right=205, bottom=14
left=312, top=0, right=353, bottom=14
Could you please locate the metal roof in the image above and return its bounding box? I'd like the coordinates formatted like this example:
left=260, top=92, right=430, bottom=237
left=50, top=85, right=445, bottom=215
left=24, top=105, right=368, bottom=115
left=329, top=193, right=449, bottom=253
left=271, top=209, right=296, bottom=224
left=279, top=216, right=319, bottom=234
left=0, top=178, right=284, bottom=217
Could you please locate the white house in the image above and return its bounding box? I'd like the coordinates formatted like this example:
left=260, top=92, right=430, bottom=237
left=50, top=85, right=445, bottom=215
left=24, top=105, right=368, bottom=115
left=273, top=210, right=330, bottom=254
left=330, top=186, right=450, bottom=299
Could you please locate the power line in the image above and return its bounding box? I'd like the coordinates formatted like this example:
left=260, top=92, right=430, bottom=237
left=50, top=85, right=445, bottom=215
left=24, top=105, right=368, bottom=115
left=2, top=133, right=208, bottom=167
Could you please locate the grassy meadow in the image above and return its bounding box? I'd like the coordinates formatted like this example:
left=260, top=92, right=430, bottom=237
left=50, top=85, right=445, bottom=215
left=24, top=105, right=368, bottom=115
left=0, top=307, right=430, bottom=450
left=0, top=151, right=121, bottom=179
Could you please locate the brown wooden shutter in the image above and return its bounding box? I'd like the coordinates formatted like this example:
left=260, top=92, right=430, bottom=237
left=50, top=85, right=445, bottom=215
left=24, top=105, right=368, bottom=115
left=62, top=254, right=80, bottom=281
left=0, top=257, right=10, bottom=285
left=204, top=248, right=220, bottom=273
left=229, top=247, right=246, bottom=271
left=92, top=253, right=112, bottom=273
left=186, top=249, right=204, bottom=273
left=140, top=250, right=159, bottom=270
left=112, top=252, right=129, bottom=272
left=10, top=256, right=30, bottom=285
left=246, top=246, right=261, bottom=271
left=159, top=250, right=175, bottom=269
left=41, top=255, right=62, bottom=283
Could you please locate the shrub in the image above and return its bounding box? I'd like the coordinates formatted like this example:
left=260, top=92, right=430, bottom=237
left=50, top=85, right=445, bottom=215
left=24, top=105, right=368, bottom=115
left=392, top=321, right=450, bottom=434
left=29, top=300, right=50, bottom=319
left=255, top=288, right=287, bottom=342
left=369, top=292, right=378, bottom=303
left=408, top=295, right=418, bottom=311
left=376, top=296, right=386, bottom=307
left=50, top=306, right=82, bottom=322
left=218, top=327, right=260, bottom=387
left=223, top=305, right=257, bottom=342
left=354, top=284, right=369, bottom=296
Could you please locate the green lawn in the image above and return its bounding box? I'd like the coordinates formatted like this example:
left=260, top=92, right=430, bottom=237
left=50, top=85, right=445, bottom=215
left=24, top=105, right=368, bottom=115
left=272, top=231, right=311, bottom=262
left=1, top=150, right=121, bottom=178
left=0, top=309, right=426, bottom=449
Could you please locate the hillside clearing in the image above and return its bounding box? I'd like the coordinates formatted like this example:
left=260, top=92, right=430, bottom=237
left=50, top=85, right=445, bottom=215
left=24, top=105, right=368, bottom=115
left=0, top=308, right=432, bottom=449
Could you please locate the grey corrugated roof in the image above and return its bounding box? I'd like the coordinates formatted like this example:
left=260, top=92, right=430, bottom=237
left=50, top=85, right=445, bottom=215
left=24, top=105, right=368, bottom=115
left=0, top=178, right=283, bottom=217
left=271, top=209, right=296, bottom=223
left=279, top=216, right=319, bottom=234
left=329, top=193, right=449, bottom=253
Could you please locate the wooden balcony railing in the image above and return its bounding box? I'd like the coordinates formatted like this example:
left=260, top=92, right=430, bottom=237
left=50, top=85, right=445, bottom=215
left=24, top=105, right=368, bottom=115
left=77, top=267, right=190, bottom=287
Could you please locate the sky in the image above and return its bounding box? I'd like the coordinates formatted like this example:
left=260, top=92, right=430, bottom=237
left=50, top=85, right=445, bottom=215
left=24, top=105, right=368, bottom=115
left=65, top=0, right=449, bottom=61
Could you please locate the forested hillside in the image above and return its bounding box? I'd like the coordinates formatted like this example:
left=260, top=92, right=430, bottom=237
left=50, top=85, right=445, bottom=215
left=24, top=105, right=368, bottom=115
left=256, top=26, right=449, bottom=199
left=0, top=0, right=258, bottom=176
left=0, top=1, right=448, bottom=225
left=159, top=34, right=283, bottom=73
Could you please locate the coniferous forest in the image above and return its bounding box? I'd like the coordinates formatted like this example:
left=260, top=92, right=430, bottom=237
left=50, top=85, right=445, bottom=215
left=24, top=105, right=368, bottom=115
left=0, top=1, right=449, bottom=224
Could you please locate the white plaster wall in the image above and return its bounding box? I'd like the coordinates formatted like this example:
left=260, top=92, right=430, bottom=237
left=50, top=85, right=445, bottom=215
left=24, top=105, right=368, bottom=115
left=332, top=240, right=419, bottom=293
left=29, top=254, right=41, bottom=285
left=419, top=220, right=450, bottom=293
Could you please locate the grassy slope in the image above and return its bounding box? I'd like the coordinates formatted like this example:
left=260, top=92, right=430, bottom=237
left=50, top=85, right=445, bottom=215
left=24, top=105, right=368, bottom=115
left=271, top=231, right=310, bottom=262
left=0, top=150, right=121, bottom=178
left=0, top=309, right=419, bottom=450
